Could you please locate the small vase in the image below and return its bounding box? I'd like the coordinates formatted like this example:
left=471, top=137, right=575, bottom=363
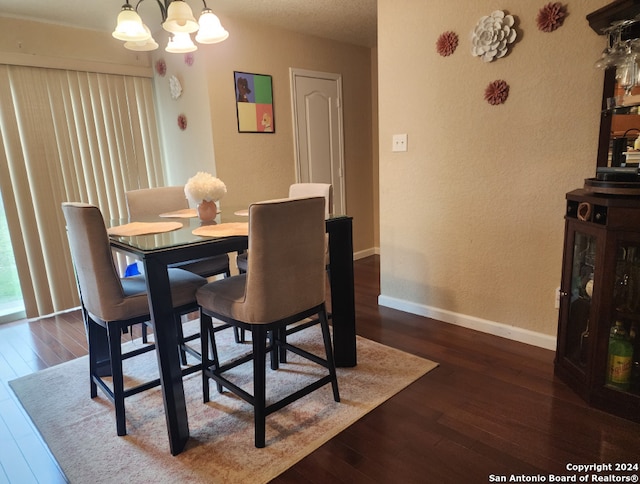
left=197, top=200, right=217, bottom=221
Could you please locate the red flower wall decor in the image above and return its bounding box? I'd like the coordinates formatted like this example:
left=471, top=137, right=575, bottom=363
left=436, top=31, right=459, bottom=57
left=177, top=114, right=187, bottom=131
left=536, top=2, right=567, bottom=32
left=155, top=59, right=167, bottom=77
left=484, top=80, right=510, bottom=105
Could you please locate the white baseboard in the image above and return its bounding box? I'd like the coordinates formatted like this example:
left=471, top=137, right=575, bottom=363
left=377, top=294, right=557, bottom=351
left=354, top=247, right=379, bottom=260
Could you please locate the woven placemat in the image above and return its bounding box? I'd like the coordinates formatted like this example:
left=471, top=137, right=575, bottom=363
left=107, top=221, right=183, bottom=236
left=192, top=222, right=249, bottom=237
left=159, top=208, right=198, bottom=218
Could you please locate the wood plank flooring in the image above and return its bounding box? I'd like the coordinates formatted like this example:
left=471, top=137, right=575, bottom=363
left=1, top=255, right=639, bottom=483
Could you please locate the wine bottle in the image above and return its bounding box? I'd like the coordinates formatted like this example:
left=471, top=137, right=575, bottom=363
left=607, top=321, right=634, bottom=391
left=630, top=322, right=639, bottom=391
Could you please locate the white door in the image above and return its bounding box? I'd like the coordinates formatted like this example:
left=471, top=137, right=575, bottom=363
left=290, top=69, right=345, bottom=215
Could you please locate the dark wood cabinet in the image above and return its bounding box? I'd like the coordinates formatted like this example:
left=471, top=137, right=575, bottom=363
left=555, top=189, right=640, bottom=422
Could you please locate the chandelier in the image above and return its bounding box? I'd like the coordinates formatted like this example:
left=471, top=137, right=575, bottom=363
left=112, top=0, right=229, bottom=53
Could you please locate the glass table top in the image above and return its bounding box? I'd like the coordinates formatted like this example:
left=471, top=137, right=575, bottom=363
left=108, top=206, right=347, bottom=253
left=108, top=209, right=249, bottom=252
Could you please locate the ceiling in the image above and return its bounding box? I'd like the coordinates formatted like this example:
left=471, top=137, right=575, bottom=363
left=0, top=0, right=377, bottom=48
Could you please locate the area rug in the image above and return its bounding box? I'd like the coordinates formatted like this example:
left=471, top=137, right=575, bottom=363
left=10, top=322, right=438, bottom=484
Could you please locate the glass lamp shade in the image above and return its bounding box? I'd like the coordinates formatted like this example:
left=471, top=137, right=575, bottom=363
left=112, top=7, right=150, bottom=42
left=125, top=37, right=159, bottom=51
left=163, top=1, right=199, bottom=33
left=166, top=32, right=197, bottom=53
left=195, top=9, right=229, bottom=44
left=124, top=24, right=158, bottom=51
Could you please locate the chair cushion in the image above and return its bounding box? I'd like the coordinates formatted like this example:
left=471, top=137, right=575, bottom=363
left=166, top=268, right=208, bottom=307
left=103, top=269, right=205, bottom=323
left=197, top=274, right=247, bottom=320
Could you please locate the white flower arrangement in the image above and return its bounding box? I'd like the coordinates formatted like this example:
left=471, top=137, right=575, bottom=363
left=184, top=172, right=227, bottom=204
left=471, top=10, right=517, bottom=63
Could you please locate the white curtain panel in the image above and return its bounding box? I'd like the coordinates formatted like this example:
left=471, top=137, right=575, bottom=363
left=0, top=65, right=164, bottom=318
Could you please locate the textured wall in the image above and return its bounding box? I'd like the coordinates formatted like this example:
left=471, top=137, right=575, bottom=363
left=196, top=16, right=375, bottom=253
left=378, top=0, right=607, bottom=339
left=0, top=17, right=150, bottom=74
left=0, top=15, right=377, bottom=255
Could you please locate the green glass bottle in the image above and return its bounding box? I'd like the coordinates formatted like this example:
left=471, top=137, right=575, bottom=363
left=630, top=322, right=640, bottom=392
left=607, top=321, right=633, bottom=391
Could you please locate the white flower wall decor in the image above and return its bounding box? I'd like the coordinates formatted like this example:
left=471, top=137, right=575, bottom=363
left=471, top=10, right=517, bottom=62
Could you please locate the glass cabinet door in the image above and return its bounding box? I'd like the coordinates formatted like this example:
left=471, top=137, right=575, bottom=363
left=564, top=231, right=596, bottom=370
left=558, top=190, right=640, bottom=422
left=609, top=240, right=640, bottom=394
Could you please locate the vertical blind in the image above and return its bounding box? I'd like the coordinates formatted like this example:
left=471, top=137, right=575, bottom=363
left=0, top=64, right=164, bottom=318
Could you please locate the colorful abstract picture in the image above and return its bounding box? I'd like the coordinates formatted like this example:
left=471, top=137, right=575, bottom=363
left=234, top=71, right=275, bottom=133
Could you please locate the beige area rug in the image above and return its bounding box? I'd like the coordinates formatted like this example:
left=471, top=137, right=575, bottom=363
left=10, top=322, right=438, bottom=484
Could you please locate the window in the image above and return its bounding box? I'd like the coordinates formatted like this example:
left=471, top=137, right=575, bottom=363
left=0, top=64, right=163, bottom=318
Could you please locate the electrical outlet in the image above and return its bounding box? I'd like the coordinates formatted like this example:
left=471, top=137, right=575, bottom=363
left=555, top=287, right=560, bottom=309
left=392, top=133, right=408, bottom=152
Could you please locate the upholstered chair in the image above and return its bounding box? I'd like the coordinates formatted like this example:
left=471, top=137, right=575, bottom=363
left=61, top=202, right=207, bottom=436
left=197, top=197, right=340, bottom=448
left=126, top=186, right=238, bottom=348
left=236, top=182, right=332, bottom=273
left=234, top=183, right=333, bottom=343
left=288, top=183, right=333, bottom=214
left=125, top=186, right=191, bottom=218
left=125, top=186, right=231, bottom=279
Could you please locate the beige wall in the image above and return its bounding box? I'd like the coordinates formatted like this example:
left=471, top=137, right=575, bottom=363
left=195, top=17, right=375, bottom=253
left=0, top=17, right=150, bottom=75
left=150, top=30, right=218, bottom=187
left=371, top=47, right=380, bottom=247
left=0, top=15, right=377, bottom=255
left=378, top=0, right=607, bottom=345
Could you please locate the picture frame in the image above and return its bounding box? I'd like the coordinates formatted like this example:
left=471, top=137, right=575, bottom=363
left=234, top=71, right=275, bottom=133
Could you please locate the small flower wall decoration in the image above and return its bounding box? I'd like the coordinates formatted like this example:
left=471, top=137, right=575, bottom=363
left=436, top=31, right=459, bottom=57
left=155, top=59, right=167, bottom=77
left=184, top=52, right=194, bottom=66
left=169, top=75, right=183, bottom=100
left=177, top=114, right=187, bottom=131
left=471, top=11, right=517, bottom=62
left=484, top=80, right=510, bottom=105
left=536, top=2, right=567, bottom=32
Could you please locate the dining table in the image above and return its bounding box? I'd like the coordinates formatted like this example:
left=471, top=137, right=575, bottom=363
left=107, top=206, right=357, bottom=455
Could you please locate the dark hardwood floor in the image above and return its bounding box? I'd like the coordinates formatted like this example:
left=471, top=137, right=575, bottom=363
left=1, top=255, right=639, bottom=483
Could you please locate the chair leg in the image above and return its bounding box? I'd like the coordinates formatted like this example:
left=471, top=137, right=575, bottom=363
left=252, top=325, right=267, bottom=448
left=201, top=312, right=224, bottom=401
left=269, top=330, right=278, bottom=370
left=279, top=327, right=287, bottom=364
left=200, top=313, right=211, bottom=403
left=234, top=327, right=245, bottom=344
left=319, top=307, right=340, bottom=403
left=107, top=325, right=127, bottom=436
left=210, top=327, right=223, bottom=394
left=142, top=322, right=148, bottom=343
left=176, top=315, right=188, bottom=366
left=87, top=320, right=99, bottom=398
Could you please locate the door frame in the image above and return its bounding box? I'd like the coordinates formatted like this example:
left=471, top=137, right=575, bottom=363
left=289, top=68, right=346, bottom=214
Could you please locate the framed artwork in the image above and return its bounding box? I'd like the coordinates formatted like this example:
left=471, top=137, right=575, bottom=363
left=234, top=71, right=275, bottom=133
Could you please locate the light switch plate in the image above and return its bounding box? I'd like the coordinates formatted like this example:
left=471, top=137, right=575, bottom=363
left=392, top=133, right=408, bottom=152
